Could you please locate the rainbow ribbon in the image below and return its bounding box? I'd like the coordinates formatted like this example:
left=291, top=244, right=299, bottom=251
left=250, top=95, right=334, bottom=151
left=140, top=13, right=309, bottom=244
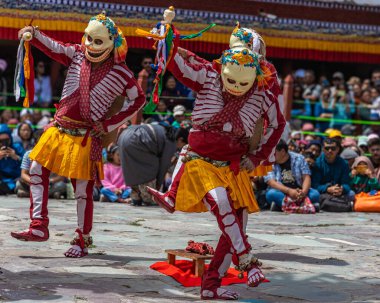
left=136, top=23, right=215, bottom=113
left=14, top=38, right=34, bottom=108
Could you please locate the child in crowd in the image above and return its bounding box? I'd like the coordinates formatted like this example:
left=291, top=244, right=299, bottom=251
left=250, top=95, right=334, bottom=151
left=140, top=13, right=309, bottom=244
left=350, top=156, right=380, bottom=194
left=100, top=145, right=131, bottom=203
left=151, top=100, right=174, bottom=124
left=16, top=130, right=67, bottom=198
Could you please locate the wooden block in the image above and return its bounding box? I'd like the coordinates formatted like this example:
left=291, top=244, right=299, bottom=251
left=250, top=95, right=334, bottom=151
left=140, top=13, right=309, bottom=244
left=167, top=253, right=176, bottom=265
left=165, top=249, right=213, bottom=260
left=194, top=259, right=205, bottom=277
left=165, top=249, right=212, bottom=277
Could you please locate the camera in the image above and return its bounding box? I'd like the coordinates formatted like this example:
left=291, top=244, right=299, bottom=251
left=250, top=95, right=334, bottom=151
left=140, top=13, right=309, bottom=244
left=0, top=139, right=10, bottom=149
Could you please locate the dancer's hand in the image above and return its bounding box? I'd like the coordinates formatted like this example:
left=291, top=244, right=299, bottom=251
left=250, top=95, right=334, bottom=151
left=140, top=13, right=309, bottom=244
left=177, top=47, right=188, bottom=59
left=18, top=26, right=34, bottom=40
left=240, top=156, right=254, bottom=173
left=91, top=122, right=106, bottom=138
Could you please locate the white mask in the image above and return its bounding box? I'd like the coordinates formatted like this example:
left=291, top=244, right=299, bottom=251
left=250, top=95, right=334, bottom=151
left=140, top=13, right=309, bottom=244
left=83, top=19, right=114, bottom=62
left=221, top=47, right=258, bottom=96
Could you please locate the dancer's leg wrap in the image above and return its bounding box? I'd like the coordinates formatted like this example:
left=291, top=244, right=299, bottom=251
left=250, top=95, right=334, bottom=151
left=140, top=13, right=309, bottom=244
left=72, top=179, right=94, bottom=234
left=201, top=187, right=251, bottom=299
left=64, top=179, right=94, bottom=258
left=29, top=161, right=51, bottom=228
left=166, top=145, right=188, bottom=201
left=203, top=187, right=251, bottom=256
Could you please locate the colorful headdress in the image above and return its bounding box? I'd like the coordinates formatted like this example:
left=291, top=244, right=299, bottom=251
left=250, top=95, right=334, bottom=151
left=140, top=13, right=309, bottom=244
left=230, top=22, right=265, bottom=57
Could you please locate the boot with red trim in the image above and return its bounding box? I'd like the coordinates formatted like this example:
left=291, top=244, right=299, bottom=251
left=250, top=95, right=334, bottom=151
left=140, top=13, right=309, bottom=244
left=10, top=221, right=49, bottom=242
left=64, top=229, right=93, bottom=258
left=146, top=187, right=175, bottom=213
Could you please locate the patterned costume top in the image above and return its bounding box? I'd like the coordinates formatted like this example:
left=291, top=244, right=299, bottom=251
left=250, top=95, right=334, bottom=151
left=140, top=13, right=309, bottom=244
left=168, top=51, right=285, bottom=171
left=31, top=30, right=145, bottom=160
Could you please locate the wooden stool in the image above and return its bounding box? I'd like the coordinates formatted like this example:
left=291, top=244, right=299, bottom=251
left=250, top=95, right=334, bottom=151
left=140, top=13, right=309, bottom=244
left=165, top=249, right=213, bottom=277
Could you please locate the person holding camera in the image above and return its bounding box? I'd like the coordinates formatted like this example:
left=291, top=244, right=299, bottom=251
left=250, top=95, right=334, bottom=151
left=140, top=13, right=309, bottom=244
left=0, top=124, right=23, bottom=195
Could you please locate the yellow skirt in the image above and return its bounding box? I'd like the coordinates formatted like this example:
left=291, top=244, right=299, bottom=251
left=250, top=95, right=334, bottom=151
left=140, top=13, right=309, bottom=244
left=175, top=159, right=261, bottom=214
left=29, top=127, right=103, bottom=180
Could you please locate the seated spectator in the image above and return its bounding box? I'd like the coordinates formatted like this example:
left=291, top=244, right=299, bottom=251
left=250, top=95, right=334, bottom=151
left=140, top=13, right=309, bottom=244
left=0, top=124, right=23, bottom=195
left=151, top=100, right=174, bottom=124
left=34, top=110, right=52, bottom=129
left=171, top=105, right=186, bottom=128
left=302, top=122, right=314, bottom=133
left=15, top=122, right=34, bottom=152
left=34, top=61, right=52, bottom=108
left=314, top=88, right=334, bottom=132
left=0, top=109, right=14, bottom=124
left=350, top=156, right=380, bottom=194
left=340, top=148, right=359, bottom=168
left=358, top=136, right=369, bottom=154
left=304, top=151, right=317, bottom=169
left=311, top=138, right=354, bottom=201
left=264, top=139, right=320, bottom=211
left=368, top=137, right=380, bottom=182
left=327, top=129, right=343, bottom=145
left=306, top=140, right=322, bottom=159
left=161, top=75, right=181, bottom=110
left=100, top=145, right=131, bottom=203
left=342, top=137, right=357, bottom=149
left=19, top=108, right=34, bottom=123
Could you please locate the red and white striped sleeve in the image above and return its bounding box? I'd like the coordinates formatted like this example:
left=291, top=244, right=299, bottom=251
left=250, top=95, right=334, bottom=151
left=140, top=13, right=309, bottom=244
left=167, top=51, right=215, bottom=93
left=248, top=90, right=286, bottom=166
left=31, top=30, right=79, bottom=67
left=102, top=65, right=146, bottom=132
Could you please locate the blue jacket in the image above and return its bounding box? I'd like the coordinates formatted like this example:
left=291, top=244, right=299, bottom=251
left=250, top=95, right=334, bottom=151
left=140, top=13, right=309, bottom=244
left=0, top=124, right=24, bottom=191
left=311, top=153, right=351, bottom=194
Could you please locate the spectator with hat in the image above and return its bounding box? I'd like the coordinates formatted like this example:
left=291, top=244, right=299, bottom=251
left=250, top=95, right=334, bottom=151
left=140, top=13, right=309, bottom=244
left=358, top=136, right=369, bottom=154
left=341, top=148, right=359, bottom=168
left=171, top=104, right=186, bottom=128
left=350, top=156, right=380, bottom=194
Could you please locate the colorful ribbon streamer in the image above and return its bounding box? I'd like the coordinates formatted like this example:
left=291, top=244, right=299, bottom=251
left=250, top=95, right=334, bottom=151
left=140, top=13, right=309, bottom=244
left=14, top=38, right=34, bottom=108
left=137, top=22, right=215, bottom=112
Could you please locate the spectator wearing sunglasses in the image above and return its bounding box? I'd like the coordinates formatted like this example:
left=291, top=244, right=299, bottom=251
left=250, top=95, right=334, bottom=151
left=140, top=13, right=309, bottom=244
left=311, top=138, right=354, bottom=201
left=138, top=56, right=155, bottom=98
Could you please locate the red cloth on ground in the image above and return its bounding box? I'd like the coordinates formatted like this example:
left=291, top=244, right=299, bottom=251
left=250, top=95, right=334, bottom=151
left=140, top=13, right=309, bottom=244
left=150, top=260, right=269, bottom=287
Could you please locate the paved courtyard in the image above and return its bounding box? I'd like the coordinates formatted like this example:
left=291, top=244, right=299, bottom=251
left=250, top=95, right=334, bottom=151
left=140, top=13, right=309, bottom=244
left=0, top=196, right=379, bottom=303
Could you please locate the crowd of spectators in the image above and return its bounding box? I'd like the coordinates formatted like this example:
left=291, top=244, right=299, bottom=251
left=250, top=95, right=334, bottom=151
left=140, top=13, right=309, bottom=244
left=0, top=55, right=379, bottom=213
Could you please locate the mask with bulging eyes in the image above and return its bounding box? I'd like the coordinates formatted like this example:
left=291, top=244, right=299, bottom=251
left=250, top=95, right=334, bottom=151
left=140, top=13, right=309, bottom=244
left=83, top=19, right=114, bottom=63
left=220, top=47, right=259, bottom=96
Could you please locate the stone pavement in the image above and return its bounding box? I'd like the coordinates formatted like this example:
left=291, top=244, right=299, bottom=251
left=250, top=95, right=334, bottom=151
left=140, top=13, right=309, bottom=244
left=0, top=196, right=379, bottom=303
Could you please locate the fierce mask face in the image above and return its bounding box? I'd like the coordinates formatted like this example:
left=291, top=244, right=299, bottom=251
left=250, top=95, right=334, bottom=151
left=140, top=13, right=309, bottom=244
left=83, top=18, right=114, bottom=62
left=221, top=48, right=260, bottom=96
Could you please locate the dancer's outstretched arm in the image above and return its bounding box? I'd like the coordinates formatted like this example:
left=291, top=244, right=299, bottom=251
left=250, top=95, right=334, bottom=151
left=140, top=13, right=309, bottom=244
left=19, top=26, right=79, bottom=67
left=167, top=48, right=217, bottom=93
